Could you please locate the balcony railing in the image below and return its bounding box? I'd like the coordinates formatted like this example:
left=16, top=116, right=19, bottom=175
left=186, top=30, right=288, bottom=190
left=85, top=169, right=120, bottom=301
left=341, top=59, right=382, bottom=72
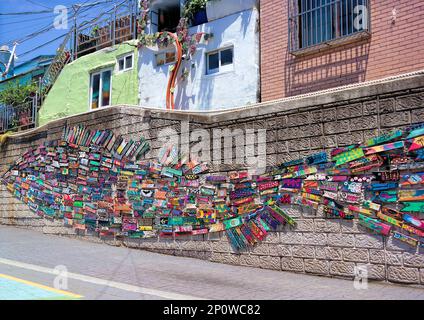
left=0, top=98, right=37, bottom=135
left=73, top=0, right=139, bottom=60
left=288, top=0, right=371, bottom=54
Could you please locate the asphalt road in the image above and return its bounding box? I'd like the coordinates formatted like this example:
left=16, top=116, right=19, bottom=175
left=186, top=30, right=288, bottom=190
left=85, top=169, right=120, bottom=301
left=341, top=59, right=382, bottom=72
left=0, top=225, right=423, bottom=300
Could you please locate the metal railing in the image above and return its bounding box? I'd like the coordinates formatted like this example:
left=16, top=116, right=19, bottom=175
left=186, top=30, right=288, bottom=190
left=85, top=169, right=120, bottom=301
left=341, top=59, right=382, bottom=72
left=40, top=31, right=72, bottom=96
left=288, top=0, right=370, bottom=53
left=0, top=98, right=37, bottom=134
left=73, top=0, right=139, bottom=59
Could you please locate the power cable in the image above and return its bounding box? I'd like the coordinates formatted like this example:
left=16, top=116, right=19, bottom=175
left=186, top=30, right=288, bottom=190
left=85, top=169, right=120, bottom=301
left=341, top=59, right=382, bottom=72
left=0, top=19, right=58, bottom=39
left=24, top=0, right=53, bottom=10
left=4, top=22, right=56, bottom=46
left=1, top=0, right=104, bottom=45
left=7, top=0, right=129, bottom=60
left=18, top=33, right=69, bottom=58
left=15, top=0, right=105, bottom=55
left=0, top=9, right=53, bottom=16
left=0, top=0, right=118, bottom=15
left=78, top=0, right=129, bottom=28
left=0, top=14, right=55, bottom=26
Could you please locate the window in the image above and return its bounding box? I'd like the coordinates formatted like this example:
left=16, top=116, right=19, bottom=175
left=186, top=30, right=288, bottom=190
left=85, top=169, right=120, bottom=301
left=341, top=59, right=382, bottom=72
left=90, top=69, right=112, bottom=110
left=206, top=47, right=234, bottom=75
left=156, top=50, right=176, bottom=67
left=288, top=0, right=370, bottom=52
left=148, top=1, right=181, bottom=34
left=117, top=53, right=133, bottom=72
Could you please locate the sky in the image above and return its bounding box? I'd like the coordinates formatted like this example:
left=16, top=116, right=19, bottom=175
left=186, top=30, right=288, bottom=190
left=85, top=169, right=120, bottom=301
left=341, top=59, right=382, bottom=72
left=0, top=0, right=134, bottom=66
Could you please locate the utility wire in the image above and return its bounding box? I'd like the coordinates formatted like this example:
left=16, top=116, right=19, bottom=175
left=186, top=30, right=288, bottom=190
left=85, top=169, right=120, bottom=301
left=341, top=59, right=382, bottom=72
left=19, top=0, right=105, bottom=53
left=7, top=0, right=127, bottom=61
left=15, top=9, right=98, bottom=63
left=4, top=23, right=56, bottom=46
left=0, top=25, right=54, bottom=44
left=0, top=0, right=118, bottom=42
left=78, top=0, right=129, bottom=27
left=0, top=9, right=52, bottom=16
left=0, top=14, right=55, bottom=26
left=0, top=0, right=118, bottom=15
left=2, top=0, right=109, bottom=45
left=24, top=0, right=53, bottom=10
left=19, top=33, right=70, bottom=58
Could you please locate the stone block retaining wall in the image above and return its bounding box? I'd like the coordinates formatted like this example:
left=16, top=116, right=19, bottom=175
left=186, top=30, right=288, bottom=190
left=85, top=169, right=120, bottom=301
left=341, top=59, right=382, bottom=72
left=1, top=74, right=424, bottom=285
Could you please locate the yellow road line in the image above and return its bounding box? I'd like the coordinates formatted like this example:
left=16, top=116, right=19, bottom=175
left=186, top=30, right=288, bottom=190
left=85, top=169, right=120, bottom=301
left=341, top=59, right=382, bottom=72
left=0, top=273, right=83, bottom=299
left=0, top=257, right=203, bottom=299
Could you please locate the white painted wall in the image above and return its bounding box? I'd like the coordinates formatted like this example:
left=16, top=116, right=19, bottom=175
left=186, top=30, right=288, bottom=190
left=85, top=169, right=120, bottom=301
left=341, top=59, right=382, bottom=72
left=206, top=0, right=257, bottom=22
left=138, top=7, right=259, bottom=111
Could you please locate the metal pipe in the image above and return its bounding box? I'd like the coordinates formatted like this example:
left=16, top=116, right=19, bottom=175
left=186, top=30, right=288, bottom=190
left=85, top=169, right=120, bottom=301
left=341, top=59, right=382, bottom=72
left=113, top=5, right=117, bottom=46
left=33, top=97, right=38, bottom=128
left=129, top=0, right=133, bottom=39
left=162, top=32, right=183, bottom=110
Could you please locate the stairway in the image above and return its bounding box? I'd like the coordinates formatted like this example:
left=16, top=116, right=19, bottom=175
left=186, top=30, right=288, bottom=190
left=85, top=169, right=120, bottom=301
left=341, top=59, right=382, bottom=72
left=39, top=31, right=72, bottom=98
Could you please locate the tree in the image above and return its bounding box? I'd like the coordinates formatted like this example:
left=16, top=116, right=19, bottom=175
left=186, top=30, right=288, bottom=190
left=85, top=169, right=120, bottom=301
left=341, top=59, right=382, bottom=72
left=0, top=82, right=37, bottom=107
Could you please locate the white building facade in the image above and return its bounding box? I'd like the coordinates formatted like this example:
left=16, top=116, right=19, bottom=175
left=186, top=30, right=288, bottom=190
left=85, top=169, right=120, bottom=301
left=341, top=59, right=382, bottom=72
left=138, top=0, right=259, bottom=111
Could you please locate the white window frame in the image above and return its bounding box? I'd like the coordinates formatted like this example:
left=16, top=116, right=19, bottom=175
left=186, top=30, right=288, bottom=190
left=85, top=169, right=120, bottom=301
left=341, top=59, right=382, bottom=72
left=116, top=53, right=134, bottom=73
left=89, top=68, right=113, bottom=110
left=206, top=46, right=234, bottom=75
left=155, top=49, right=177, bottom=67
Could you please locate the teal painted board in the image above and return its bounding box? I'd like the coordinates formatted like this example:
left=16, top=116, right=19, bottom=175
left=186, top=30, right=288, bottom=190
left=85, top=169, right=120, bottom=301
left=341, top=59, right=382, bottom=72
left=0, top=276, right=80, bottom=300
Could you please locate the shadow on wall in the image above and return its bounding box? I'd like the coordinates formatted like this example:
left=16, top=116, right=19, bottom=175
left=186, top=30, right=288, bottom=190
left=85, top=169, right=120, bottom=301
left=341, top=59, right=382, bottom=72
left=139, top=46, right=170, bottom=76
left=175, top=62, right=196, bottom=111
left=138, top=46, right=171, bottom=106
left=176, top=9, right=255, bottom=111
left=284, top=39, right=371, bottom=97
left=138, top=8, right=256, bottom=110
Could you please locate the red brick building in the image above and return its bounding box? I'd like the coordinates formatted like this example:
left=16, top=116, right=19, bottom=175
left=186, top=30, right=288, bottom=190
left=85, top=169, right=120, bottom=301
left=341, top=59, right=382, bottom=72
left=260, top=0, right=424, bottom=101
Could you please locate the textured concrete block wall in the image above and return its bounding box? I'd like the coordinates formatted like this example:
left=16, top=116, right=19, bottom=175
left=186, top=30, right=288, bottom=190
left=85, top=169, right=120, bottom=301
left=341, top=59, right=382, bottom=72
left=0, top=108, right=135, bottom=235
left=1, top=75, right=424, bottom=285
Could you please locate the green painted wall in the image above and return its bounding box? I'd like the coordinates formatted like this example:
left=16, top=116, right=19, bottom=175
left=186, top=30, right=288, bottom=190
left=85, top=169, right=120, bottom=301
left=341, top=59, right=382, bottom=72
left=39, top=41, right=139, bottom=126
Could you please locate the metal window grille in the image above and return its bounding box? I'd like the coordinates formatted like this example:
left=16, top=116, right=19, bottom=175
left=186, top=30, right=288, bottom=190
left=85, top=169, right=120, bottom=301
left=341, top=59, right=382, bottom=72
left=288, top=0, right=371, bottom=53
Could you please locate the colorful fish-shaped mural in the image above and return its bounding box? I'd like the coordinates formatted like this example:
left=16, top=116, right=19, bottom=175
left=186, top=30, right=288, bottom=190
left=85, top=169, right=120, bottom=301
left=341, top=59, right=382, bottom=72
left=2, top=125, right=424, bottom=251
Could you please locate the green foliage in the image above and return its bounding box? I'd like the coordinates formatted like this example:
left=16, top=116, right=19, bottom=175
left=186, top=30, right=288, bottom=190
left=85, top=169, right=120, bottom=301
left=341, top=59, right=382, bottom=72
left=0, top=82, right=37, bottom=106
left=91, top=25, right=100, bottom=36
left=137, top=0, right=212, bottom=84
left=139, top=31, right=175, bottom=48
left=182, top=0, right=208, bottom=19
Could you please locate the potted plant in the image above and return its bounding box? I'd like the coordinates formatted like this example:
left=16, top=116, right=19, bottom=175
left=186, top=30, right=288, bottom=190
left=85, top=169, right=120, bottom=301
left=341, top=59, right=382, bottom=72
left=0, top=82, right=37, bottom=131
left=91, top=25, right=100, bottom=37
left=183, top=0, right=208, bottom=26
